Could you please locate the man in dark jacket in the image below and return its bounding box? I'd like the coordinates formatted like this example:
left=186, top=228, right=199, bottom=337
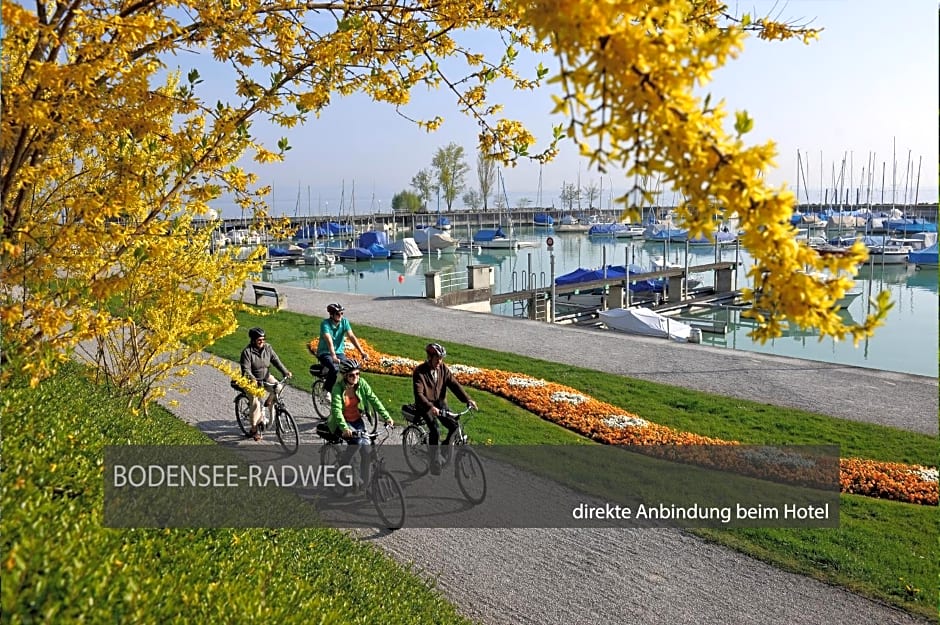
left=240, top=327, right=292, bottom=440
left=412, top=342, right=477, bottom=473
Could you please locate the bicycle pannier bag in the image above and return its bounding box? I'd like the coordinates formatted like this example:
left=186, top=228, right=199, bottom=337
left=401, top=403, right=419, bottom=423
left=315, top=420, right=341, bottom=443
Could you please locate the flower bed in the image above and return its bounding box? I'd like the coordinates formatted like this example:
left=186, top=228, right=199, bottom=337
left=358, top=342, right=938, bottom=506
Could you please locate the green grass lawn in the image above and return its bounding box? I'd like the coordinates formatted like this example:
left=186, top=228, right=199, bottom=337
left=205, top=307, right=939, bottom=619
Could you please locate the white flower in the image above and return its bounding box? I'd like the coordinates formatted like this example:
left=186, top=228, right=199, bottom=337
left=911, top=467, right=939, bottom=483
left=450, top=364, right=481, bottom=375
left=550, top=391, right=588, bottom=405
left=508, top=376, right=547, bottom=388
left=380, top=356, right=420, bottom=368
left=602, top=415, right=649, bottom=429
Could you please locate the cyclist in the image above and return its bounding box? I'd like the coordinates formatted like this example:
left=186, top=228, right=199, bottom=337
left=315, top=303, right=369, bottom=394
left=412, top=342, right=477, bottom=474
left=327, top=359, right=393, bottom=487
left=240, top=327, right=292, bottom=441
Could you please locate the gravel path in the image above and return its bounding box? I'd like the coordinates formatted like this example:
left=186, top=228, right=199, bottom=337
left=153, top=285, right=936, bottom=624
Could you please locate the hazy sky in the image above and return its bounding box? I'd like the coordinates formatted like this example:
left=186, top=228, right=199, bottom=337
left=196, top=0, right=939, bottom=217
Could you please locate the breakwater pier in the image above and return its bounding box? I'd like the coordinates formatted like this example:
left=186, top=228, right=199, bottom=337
left=204, top=202, right=937, bottom=235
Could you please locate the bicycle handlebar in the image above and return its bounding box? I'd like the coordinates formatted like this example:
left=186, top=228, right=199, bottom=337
left=346, top=421, right=394, bottom=446
left=441, top=406, right=476, bottom=419
left=262, top=373, right=292, bottom=391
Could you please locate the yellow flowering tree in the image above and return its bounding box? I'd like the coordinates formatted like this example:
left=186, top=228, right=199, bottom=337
left=1, top=0, right=888, bottom=407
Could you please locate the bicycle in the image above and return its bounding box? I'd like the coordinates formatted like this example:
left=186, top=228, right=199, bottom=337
left=233, top=375, right=300, bottom=454
left=316, top=421, right=406, bottom=530
left=308, top=362, right=378, bottom=433
left=400, top=405, right=487, bottom=504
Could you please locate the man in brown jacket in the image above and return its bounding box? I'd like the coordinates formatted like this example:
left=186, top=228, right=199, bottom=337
left=412, top=342, right=478, bottom=473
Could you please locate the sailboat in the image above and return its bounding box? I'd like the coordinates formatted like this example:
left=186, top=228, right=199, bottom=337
left=473, top=170, right=537, bottom=249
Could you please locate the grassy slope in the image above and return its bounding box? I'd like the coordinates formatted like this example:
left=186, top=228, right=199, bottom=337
left=1, top=363, right=472, bottom=624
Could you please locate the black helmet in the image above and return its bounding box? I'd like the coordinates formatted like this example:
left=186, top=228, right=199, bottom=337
left=327, top=303, right=345, bottom=315
left=248, top=327, right=266, bottom=341
left=339, top=359, right=361, bottom=375
left=426, top=342, right=446, bottom=358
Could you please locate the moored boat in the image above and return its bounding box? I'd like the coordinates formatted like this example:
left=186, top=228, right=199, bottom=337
left=301, top=247, right=336, bottom=265
left=533, top=213, right=554, bottom=227
left=598, top=307, right=693, bottom=342
left=473, top=226, right=537, bottom=250
left=587, top=223, right=645, bottom=238
left=908, top=243, right=939, bottom=268
left=554, top=215, right=591, bottom=233
left=413, top=226, right=459, bottom=253
left=386, top=237, right=424, bottom=259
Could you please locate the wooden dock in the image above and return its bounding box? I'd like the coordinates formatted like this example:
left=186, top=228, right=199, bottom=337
left=490, top=262, right=737, bottom=305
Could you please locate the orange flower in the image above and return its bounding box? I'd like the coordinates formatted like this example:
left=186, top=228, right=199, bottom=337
left=357, top=340, right=938, bottom=506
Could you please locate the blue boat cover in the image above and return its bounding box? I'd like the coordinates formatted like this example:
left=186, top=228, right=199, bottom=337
left=908, top=243, right=938, bottom=265
left=358, top=231, right=389, bottom=247
left=339, top=247, right=372, bottom=261
left=474, top=227, right=507, bottom=242
left=588, top=223, right=628, bottom=236
left=328, top=222, right=355, bottom=236
left=554, top=264, right=664, bottom=292
left=366, top=243, right=391, bottom=259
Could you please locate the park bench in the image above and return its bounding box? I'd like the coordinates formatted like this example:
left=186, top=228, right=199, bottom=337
left=252, top=284, right=281, bottom=307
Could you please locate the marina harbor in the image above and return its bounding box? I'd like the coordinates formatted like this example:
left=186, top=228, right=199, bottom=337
left=217, top=210, right=937, bottom=378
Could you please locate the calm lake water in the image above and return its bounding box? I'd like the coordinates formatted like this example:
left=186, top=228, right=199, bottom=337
left=260, top=226, right=938, bottom=378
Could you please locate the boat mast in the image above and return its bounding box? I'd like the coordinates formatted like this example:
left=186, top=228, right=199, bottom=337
left=795, top=149, right=801, bottom=209
left=891, top=137, right=896, bottom=212
left=537, top=164, right=543, bottom=209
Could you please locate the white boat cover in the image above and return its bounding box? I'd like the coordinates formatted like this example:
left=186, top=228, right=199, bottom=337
left=414, top=227, right=458, bottom=251
left=386, top=237, right=423, bottom=258
left=598, top=307, right=693, bottom=342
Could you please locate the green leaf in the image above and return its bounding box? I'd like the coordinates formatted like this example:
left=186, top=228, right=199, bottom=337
left=734, top=110, right=754, bottom=135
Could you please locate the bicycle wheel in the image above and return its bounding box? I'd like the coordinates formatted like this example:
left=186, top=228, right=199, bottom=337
left=370, top=469, right=406, bottom=530
left=311, top=378, right=330, bottom=419
left=275, top=407, right=300, bottom=454
left=235, top=394, right=252, bottom=436
left=319, top=443, right=350, bottom=499
left=362, top=410, right=378, bottom=435
left=455, top=447, right=487, bottom=504
left=401, top=425, right=430, bottom=476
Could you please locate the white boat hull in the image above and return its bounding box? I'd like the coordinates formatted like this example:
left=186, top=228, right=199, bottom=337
left=863, top=250, right=913, bottom=265
left=598, top=307, right=693, bottom=342
left=554, top=224, right=591, bottom=233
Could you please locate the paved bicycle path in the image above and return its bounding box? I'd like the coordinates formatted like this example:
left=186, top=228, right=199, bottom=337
left=155, top=284, right=936, bottom=625
left=162, top=357, right=929, bottom=625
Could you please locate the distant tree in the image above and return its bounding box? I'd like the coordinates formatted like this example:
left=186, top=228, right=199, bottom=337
left=582, top=182, right=599, bottom=209
left=410, top=169, right=436, bottom=211
left=431, top=143, right=469, bottom=211
left=517, top=197, right=532, bottom=209
left=477, top=150, right=497, bottom=212
left=391, top=190, right=423, bottom=213
left=560, top=183, right=579, bottom=211
left=462, top=189, right=482, bottom=211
